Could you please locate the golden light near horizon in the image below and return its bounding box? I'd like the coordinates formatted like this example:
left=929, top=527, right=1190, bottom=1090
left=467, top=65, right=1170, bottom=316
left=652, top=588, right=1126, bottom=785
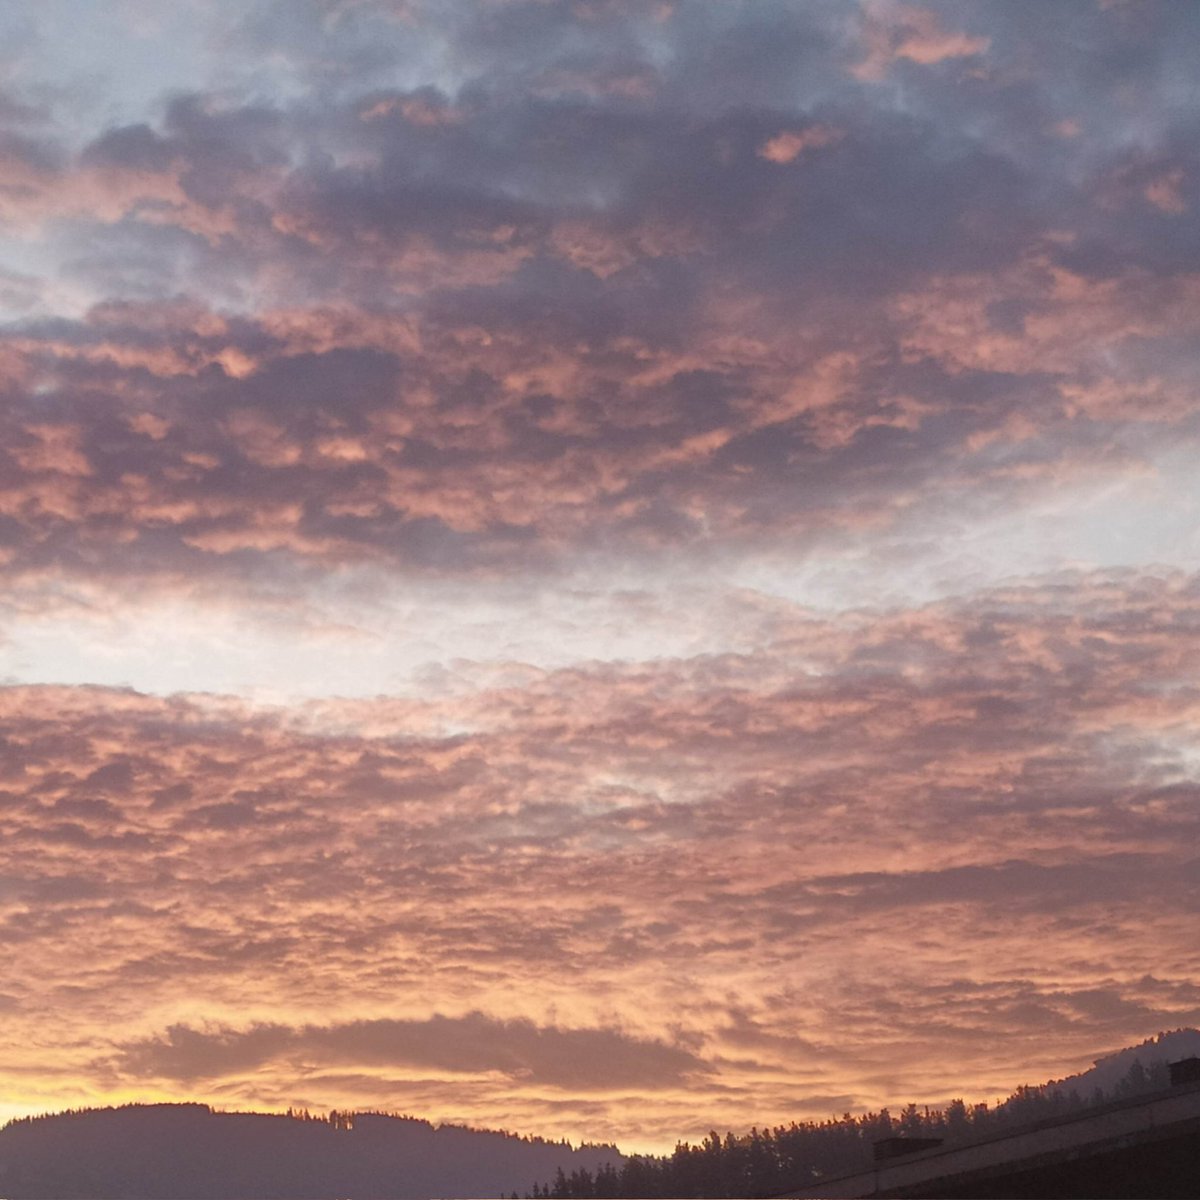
left=1, top=0, right=1200, bottom=1159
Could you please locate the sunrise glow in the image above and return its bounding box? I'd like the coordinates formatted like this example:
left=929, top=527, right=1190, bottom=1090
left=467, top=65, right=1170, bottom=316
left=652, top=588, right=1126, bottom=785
left=1, top=0, right=1198, bottom=1156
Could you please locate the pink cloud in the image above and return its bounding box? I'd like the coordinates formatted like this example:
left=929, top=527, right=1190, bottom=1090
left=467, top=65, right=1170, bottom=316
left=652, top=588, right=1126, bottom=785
left=2, top=0, right=1200, bottom=1153
left=758, top=125, right=843, bottom=165
left=853, top=2, right=990, bottom=81
left=1144, top=169, right=1187, bottom=215
left=3, top=570, right=1199, bottom=1142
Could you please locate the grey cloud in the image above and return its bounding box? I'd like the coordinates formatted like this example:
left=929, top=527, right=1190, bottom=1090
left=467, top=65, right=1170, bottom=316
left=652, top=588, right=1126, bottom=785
left=116, top=1014, right=708, bottom=1090
left=0, top=127, right=63, bottom=174
left=0, top=2, right=1194, bottom=589
left=117, top=1022, right=295, bottom=1081
left=758, top=856, right=1198, bottom=926
left=80, top=123, right=175, bottom=172
left=50, top=796, right=122, bottom=821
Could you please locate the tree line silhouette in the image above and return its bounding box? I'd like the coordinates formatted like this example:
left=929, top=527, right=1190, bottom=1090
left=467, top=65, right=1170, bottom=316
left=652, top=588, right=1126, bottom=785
left=0, top=1046, right=1180, bottom=1199
left=0, top=1103, right=620, bottom=1199
left=524, top=1057, right=1172, bottom=1198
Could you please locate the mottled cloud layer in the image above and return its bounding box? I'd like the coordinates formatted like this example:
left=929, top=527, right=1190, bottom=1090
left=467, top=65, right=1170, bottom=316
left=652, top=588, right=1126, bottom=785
left=1, top=0, right=1199, bottom=1151
left=4, top=572, right=1200, bottom=1145
left=1, top=0, right=1198, bottom=600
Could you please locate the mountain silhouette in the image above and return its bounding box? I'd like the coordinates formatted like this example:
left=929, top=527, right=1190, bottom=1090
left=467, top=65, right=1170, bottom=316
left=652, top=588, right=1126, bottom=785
left=6, top=1032, right=1200, bottom=1199
left=0, top=1104, right=622, bottom=1199
left=1032, top=1028, right=1200, bottom=1100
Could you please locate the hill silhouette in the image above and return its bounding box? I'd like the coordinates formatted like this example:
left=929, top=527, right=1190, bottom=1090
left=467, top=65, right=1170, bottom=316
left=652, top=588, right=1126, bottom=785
left=1033, top=1028, right=1200, bottom=1101
left=0, top=1104, right=622, bottom=1199
left=4, top=1031, right=1198, bottom=1199
left=528, top=1028, right=1200, bottom=1198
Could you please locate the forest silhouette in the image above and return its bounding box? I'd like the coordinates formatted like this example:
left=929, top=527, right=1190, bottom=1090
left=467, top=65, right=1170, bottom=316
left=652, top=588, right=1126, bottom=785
left=0, top=1033, right=1193, bottom=1199
left=526, top=1050, right=1186, bottom=1198
left=0, top=1104, right=618, bottom=1200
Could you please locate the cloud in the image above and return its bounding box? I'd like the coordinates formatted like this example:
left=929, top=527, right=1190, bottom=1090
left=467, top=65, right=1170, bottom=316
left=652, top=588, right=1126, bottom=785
left=2, top=567, right=1199, bottom=1140
left=853, top=2, right=990, bottom=81
left=0, top=1, right=1192, bottom=617
left=116, top=1014, right=708, bottom=1090
left=2, top=0, right=1200, bottom=1153
left=757, top=125, right=844, bottom=164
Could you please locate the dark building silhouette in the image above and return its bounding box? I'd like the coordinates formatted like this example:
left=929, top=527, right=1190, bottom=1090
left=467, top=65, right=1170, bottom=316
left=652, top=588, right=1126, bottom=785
left=1168, top=1057, right=1200, bottom=1087
left=873, top=1137, right=944, bottom=1162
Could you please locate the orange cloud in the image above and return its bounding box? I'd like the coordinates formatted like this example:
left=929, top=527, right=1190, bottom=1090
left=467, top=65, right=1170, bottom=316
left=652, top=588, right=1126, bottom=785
left=758, top=125, right=843, bottom=165
left=3, top=570, right=1199, bottom=1145
left=3, top=1, right=1200, bottom=1150
left=854, top=2, right=990, bottom=81
left=1144, top=169, right=1187, bottom=215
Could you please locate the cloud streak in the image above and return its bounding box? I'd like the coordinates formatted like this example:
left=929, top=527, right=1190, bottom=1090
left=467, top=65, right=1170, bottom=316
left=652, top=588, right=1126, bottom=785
left=115, top=1016, right=708, bottom=1091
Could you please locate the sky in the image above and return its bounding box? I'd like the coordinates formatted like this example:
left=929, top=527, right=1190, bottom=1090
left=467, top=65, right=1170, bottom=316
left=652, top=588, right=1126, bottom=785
left=1, top=0, right=1199, bottom=1156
